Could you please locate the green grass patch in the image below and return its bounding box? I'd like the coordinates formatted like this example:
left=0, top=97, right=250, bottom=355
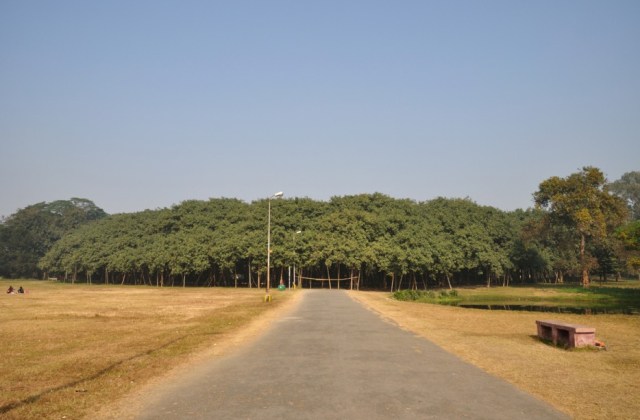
left=393, top=289, right=460, bottom=303
left=392, top=280, right=640, bottom=309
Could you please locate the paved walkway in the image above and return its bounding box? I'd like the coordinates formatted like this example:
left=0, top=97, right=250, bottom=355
left=137, top=290, right=567, bottom=419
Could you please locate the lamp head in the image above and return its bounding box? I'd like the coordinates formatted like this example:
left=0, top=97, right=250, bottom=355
left=273, top=191, right=284, bottom=198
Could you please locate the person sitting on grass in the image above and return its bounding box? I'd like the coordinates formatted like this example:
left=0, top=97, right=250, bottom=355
left=6, top=285, right=14, bottom=294
left=18, top=286, right=24, bottom=294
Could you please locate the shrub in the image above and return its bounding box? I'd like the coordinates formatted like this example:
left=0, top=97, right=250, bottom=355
left=393, top=289, right=455, bottom=302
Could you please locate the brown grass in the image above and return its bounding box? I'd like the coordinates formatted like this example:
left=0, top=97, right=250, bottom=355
left=349, top=290, right=640, bottom=420
left=0, top=280, right=295, bottom=419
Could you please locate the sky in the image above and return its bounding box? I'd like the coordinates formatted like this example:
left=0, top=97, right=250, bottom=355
left=1, top=0, right=639, bottom=218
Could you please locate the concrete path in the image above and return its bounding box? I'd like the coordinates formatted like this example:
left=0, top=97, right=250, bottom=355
left=137, top=290, right=567, bottom=419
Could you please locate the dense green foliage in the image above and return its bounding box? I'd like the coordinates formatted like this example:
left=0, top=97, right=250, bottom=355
left=2, top=168, right=636, bottom=289
left=534, top=167, right=628, bottom=286
left=38, top=194, right=529, bottom=288
left=610, top=171, right=640, bottom=221
left=0, top=199, right=106, bottom=278
left=35, top=193, right=632, bottom=289
left=609, top=171, right=640, bottom=279
left=617, top=220, right=640, bottom=278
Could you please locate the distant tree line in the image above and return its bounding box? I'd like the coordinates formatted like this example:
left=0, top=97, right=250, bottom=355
left=0, top=198, right=106, bottom=278
left=1, top=169, right=639, bottom=289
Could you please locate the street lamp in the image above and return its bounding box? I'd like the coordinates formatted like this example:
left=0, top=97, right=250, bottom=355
left=266, top=191, right=283, bottom=301
left=293, top=230, right=302, bottom=289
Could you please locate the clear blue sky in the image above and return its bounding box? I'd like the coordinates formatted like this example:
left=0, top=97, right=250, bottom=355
left=1, top=0, right=639, bottom=217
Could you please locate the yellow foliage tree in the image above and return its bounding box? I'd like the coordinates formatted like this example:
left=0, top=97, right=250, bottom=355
left=534, top=167, right=628, bottom=287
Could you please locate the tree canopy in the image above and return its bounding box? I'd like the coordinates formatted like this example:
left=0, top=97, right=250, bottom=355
left=37, top=195, right=523, bottom=289
left=2, top=168, right=637, bottom=289
left=534, top=167, right=628, bottom=286
left=610, top=171, right=640, bottom=221
left=0, top=198, right=107, bottom=278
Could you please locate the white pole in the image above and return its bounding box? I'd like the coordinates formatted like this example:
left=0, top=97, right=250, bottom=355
left=266, top=192, right=283, bottom=299
left=266, top=197, right=271, bottom=295
left=293, top=230, right=301, bottom=288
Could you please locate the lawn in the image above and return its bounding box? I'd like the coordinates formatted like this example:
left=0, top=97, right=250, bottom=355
left=0, top=280, right=294, bottom=420
left=394, top=280, right=640, bottom=308
left=350, top=283, right=640, bottom=419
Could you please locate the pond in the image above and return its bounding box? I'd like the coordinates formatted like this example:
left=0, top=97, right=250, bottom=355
left=449, top=302, right=640, bottom=315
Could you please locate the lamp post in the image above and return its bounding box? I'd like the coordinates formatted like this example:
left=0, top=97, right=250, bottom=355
left=266, top=191, right=283, bottom=301
left=293, top=230, right=301, bottom=288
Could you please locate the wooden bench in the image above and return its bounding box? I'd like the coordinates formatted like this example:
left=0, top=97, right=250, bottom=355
left=536, top=320, right=596, bottom=348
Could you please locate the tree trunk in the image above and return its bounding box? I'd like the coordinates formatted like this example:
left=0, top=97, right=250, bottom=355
left=445, top=273, right=452, bottom=290
left=580, top=233, right=590, bottom=287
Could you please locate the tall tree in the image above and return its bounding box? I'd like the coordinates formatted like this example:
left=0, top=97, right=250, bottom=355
left=534, top=167, right=628, bottom=287
left=0, top=198, right=106, bottom=278
left=609, top=171, right=640, bottom=220
left=617, top=220, right=640, bottom=279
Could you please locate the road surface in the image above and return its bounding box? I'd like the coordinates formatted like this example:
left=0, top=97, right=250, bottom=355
left=137, top=290, right=566, bottom=419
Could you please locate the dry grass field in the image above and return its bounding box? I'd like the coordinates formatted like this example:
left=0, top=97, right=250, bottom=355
left=0, top=280, right=294, bottom=420
left=4, top=279, right=638, bottom=419
left=350, top=290, right=640, bottom=420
